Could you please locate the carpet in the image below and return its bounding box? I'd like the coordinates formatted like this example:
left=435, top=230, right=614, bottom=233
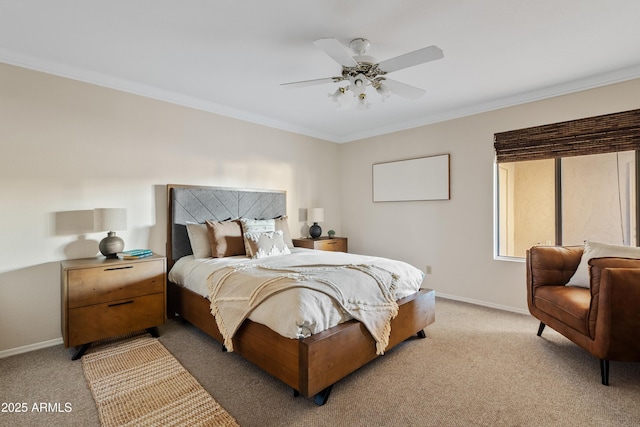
left=81, top=334, right=239, bottom=427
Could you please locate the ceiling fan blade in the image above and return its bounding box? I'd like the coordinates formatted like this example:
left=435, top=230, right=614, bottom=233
left=383, top=78, right=426, bottom=99
left=280, top=77, right=339, bottom=89
left=378, top=45, right=443, bottom=74
left=313, top=38, right=359, bottom=67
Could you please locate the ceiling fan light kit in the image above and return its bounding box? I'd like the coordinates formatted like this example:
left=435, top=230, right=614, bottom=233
left=282, top=37, right=443, bottom=109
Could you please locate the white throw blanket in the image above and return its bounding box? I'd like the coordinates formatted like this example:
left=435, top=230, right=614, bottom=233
left=207, top=264, right=399, bottom=355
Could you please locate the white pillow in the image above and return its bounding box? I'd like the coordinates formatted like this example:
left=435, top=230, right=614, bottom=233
left=244, top=230, right=291, bottom=259
left=567, top=240, right=640, bottom=288
left=240, top=218, right=275, bottom=255
left=274, top=215, right=294, bottom=249
left=240, top=218, right=275, bottom=233
left=185, top=221, right=211, bottom=258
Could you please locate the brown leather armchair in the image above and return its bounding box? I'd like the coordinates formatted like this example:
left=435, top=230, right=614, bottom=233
left=526, top=245, right=640, bottom=385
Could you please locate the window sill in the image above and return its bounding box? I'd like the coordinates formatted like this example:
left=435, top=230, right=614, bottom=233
left=494, top=255, right=526, bottom=263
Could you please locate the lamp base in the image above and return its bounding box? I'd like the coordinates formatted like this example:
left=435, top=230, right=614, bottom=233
left=309, top=223, right=322, bottom=239
left=99, top=231, right=124, bottom=258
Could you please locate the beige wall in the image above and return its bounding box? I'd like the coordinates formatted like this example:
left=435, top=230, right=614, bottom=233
left=337, top=78, right=640, bottom=311
left=0, top=63, right=340, bottom=353
left=2, top=60, right=640, bottom=355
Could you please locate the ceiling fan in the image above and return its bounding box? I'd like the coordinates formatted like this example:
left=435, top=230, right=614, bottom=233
left=281, top=38, right=444, bottom=109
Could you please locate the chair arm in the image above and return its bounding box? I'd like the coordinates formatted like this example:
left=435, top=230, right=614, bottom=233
left=589, top=257, right=640, bottom=297
left=596, top=268, right=640, bottom=360
left=526, top=246, right=583, bottom=289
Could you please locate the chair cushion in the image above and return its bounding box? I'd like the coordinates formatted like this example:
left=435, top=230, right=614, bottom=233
left=534, top=286, right=591, bottom=335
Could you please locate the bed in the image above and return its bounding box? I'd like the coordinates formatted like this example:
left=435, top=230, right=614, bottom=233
left=165, top=184, right=436, bottom=405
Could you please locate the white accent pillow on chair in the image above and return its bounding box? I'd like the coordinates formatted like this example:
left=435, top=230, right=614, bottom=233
left=567, top=240, right=640, bottom=288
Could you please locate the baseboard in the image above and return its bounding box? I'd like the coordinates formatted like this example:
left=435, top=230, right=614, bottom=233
left=0, top=337, right=63, bottom=359
left=436, top=292, right=530, bottom=316
left=0, top=295, right=528, bottom=358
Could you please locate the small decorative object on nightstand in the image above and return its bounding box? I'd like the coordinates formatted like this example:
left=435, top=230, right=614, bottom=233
left=292, top=237, right=347, bottom=253
left=308, top=207, right=324, bottom=238
left=61, top=254, right=166, bottom=360
left=327, top=229, right=336, bottom=238
left=94, top=208, right=127, bottom=258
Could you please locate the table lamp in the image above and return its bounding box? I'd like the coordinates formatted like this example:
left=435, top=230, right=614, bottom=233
left=94, top=208, right=127, bottom=258
left=308, top=207, right=324, bottom=239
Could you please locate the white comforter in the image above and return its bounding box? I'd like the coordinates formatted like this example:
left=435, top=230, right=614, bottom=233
left=168, top=248, right=424, bottom=339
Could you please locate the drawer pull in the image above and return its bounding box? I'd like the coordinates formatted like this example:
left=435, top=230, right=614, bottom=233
left=108, top=300, right=134, bottom=307
left=105, top=266, right=134, bottom=271
left=327, top=241, right=337, bottom=244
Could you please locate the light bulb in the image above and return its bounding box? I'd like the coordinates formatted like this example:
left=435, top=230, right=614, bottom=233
left=337, top=88, right=354, bottom=108
left=350, top=74, right=368, bottom=96
left=328, top=87, right=347, bottom=102
left=376, top=82, right=391, bottom=98
left=356, top=93, right=370, bottom=110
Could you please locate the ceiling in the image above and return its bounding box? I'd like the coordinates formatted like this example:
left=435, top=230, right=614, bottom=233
left=1, top=1, right=640, bottom=143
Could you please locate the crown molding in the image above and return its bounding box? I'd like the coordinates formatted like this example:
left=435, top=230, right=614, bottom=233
left=0, top=47, right=338, bottom=142
left=337, top=63, right=640, bottom=143
left=2, top=47, right=639, bottom=144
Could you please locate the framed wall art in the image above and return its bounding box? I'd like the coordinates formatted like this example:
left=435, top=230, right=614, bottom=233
left=373, top=153, right=450, bottom=202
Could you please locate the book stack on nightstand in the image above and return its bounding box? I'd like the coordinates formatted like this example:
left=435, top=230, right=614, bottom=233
left=119, top=249, right=153, bottom=259
left=292, top=237, right=348, bottom=253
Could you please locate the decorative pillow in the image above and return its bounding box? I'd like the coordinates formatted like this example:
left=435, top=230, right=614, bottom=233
left=205, top=219, right=246, bottom=258
left=240, top=218, right=275, bottom=255
left=185, top=222, right=211, bottom=258
left=567, top=240, right=640, bottom=288
left=244, top=230, right=291, bottom=259
left=274, top=215, right=294, bottom=249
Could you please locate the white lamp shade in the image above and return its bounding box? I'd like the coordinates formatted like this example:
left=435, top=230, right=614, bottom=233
left=94, top=208, right=127, bottom=232
left=309, top=208, right=324, bottom=223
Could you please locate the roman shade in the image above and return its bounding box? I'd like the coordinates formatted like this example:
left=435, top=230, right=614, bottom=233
left=494, top=109, right=640, bottom=163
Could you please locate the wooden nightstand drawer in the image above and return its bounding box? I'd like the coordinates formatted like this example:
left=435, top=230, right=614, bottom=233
left=68, top=259, right=164, bottom=308
left=68, top=293, right=164, bottom=347
left=314, top=239, right=347, bottom=252
left=292, top=237, right=348, bottom=252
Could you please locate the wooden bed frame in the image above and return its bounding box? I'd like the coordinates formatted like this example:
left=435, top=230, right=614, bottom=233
left=165, top=184, right=436, bottom=405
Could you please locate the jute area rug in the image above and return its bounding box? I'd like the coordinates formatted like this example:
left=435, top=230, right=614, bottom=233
left=81, top=333, right=239, bottom=427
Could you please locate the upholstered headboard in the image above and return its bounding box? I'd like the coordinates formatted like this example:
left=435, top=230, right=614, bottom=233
left=167, top=184, right=286, bottom=267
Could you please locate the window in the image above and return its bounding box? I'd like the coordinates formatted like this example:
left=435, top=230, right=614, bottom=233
left=496, top=153, right=637, bottom=258
left=494, top=109, right=640, bottom=259
left=497, top=159, right=555, bottom=258
left=561, top=152, right=636, bottom=247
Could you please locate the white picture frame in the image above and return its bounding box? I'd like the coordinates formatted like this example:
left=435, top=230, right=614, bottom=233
left=372, top=154, right=450, bottom=202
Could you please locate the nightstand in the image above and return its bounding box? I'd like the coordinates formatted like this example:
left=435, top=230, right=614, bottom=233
left=61, top=254, right=166, bottom=360
left=292, top=237, right=348, bottom=253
